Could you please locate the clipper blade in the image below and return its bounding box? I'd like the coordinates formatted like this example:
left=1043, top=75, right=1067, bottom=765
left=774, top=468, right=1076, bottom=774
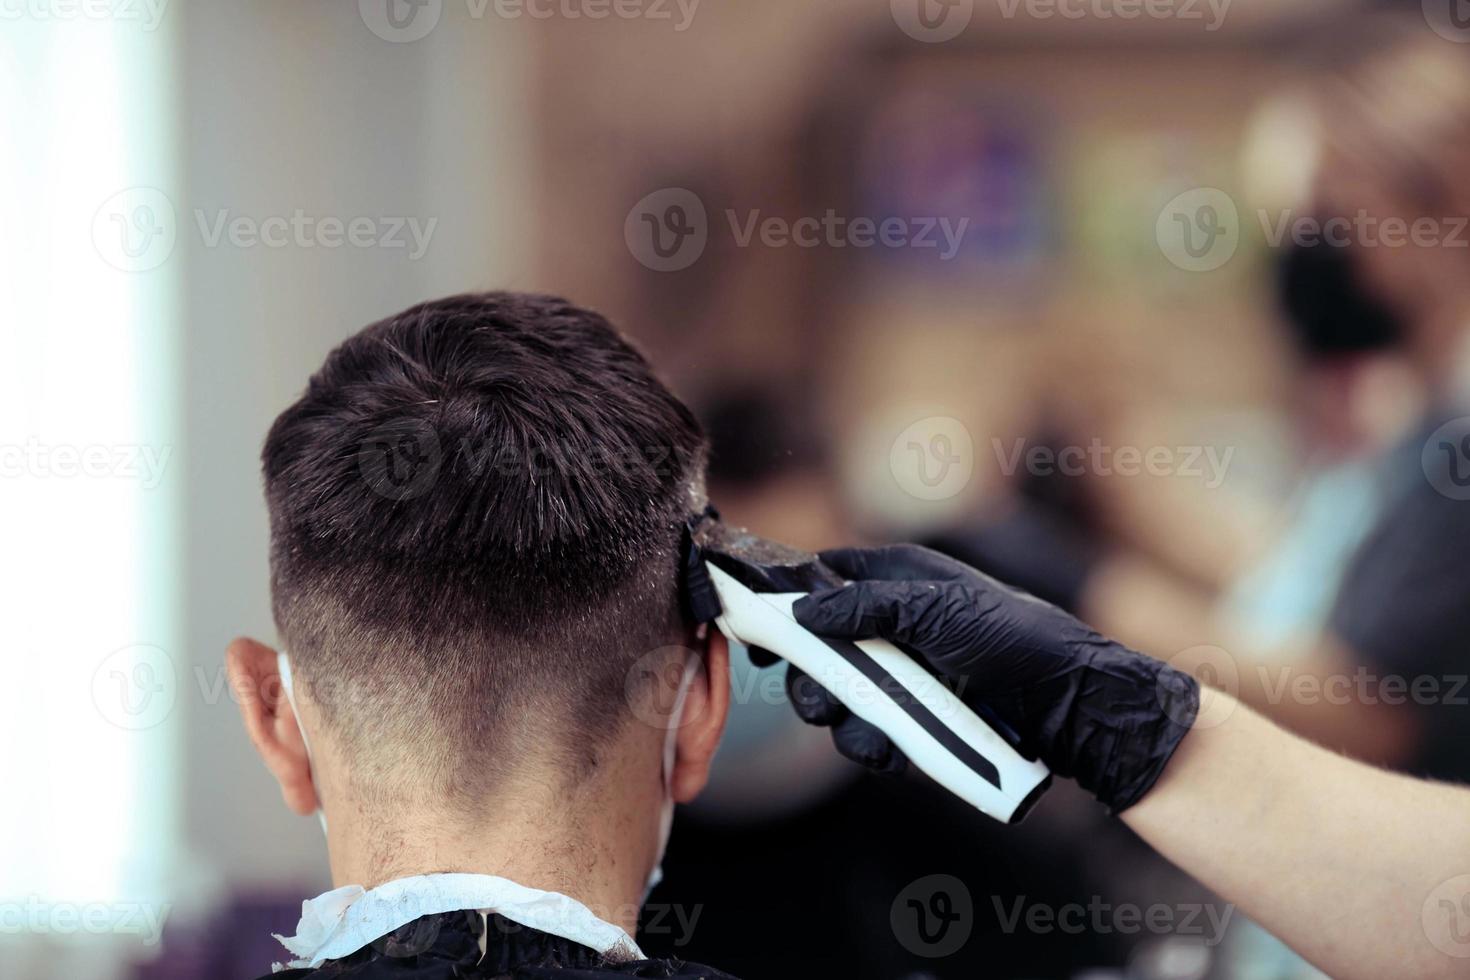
left=688, top=512, right=843, bottom=594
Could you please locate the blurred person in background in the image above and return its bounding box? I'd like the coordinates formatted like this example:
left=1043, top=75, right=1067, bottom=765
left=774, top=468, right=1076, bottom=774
left=933, top=18, right=1470, bottom=790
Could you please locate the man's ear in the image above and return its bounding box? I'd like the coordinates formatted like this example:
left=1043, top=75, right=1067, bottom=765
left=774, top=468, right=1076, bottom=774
left=670, top=629, right=731, bottom=804
left=225, top=636, right=320, bottom=816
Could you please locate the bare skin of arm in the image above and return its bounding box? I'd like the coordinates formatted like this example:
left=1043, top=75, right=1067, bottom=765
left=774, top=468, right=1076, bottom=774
left=1083, top=553, right=1422, bottom=767
left=1122, top=688, right=1470, bottom=980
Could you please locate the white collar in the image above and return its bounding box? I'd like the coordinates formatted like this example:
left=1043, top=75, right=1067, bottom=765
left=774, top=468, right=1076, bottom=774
left=272, top=872, right=645, bottom=971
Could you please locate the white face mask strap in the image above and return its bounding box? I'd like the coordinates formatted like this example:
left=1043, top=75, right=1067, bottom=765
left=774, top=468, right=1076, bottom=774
left=661, top=652, right=700, bottom=790
left=277, top=650, right=329, bottom=836
left=644, top=651, right=700, bottom=901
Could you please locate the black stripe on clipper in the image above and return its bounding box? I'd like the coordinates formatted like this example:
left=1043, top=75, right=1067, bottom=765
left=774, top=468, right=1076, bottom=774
left=821, top=637, right=1002, bottom=789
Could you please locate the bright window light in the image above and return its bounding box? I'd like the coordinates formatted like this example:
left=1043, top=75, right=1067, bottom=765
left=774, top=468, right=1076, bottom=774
left=0, top=6, right=180, bottom=960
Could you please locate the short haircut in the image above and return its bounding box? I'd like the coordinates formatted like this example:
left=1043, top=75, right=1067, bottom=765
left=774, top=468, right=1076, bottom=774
left=262, top=292, right=707, bottom=809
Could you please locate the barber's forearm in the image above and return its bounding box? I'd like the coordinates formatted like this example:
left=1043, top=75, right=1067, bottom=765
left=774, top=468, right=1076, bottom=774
left=1084, top=556, right=1424, bottom=767
left=1122, top=688, right=1470, bottom=980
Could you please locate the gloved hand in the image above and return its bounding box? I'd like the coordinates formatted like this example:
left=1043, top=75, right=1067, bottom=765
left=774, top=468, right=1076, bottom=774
left=779, top=544, right=1200, bottom=813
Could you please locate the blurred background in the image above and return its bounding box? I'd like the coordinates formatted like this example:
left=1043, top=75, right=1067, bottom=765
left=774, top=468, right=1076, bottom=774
left=6, top=0, right=1470, bottom=977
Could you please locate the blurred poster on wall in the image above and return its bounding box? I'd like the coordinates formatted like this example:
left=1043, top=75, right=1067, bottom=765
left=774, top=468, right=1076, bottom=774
left=855, top=86, right=1056, bottom=298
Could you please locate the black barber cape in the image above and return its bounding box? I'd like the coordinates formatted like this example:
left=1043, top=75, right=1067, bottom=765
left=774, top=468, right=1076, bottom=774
left=261, top=910, right=739, bottom=979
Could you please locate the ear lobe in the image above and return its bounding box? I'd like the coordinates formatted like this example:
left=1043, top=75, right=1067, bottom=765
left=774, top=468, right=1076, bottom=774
left=225, top=636, right=320, bottom=816
left=671, top=630, right=731, bottom=804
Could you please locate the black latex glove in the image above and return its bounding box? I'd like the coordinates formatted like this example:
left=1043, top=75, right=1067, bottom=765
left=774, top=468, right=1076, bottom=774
left=783, top=544, right=1200, bottom=813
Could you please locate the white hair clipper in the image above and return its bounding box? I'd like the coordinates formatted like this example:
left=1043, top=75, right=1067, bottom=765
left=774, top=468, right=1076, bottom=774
left=685, top=515, right=1051, bottom=824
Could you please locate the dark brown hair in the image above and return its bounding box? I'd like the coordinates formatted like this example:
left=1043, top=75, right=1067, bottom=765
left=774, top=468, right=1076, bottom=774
left=262, top=292, right=706, bottom=808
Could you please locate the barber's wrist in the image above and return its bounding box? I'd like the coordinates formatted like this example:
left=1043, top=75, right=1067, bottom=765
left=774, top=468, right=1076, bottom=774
left=1104, top=659, right=1200, bottom=812
left=1118, top=686, right=1240, bottom=826
left=1030, top=635, right=1200, bottom=813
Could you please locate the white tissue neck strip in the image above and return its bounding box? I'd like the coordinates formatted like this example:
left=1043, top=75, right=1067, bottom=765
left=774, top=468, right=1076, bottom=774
left=272, top=872, right=645, bottom=971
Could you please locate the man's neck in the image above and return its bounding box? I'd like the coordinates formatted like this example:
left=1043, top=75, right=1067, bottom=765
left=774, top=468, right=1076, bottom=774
left=321, top=763, right=662, bottom=937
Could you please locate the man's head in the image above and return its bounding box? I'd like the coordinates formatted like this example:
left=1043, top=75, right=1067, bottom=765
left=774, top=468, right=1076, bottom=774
left=227, top=292, right=730, bottom=890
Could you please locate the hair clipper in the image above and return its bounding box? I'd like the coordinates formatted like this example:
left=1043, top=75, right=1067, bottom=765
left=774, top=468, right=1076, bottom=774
left=684, top=513, right=1051, bottom=824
